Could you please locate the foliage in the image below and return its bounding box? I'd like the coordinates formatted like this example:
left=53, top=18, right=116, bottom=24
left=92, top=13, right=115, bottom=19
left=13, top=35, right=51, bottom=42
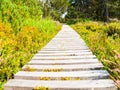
left=40, top=0, right=69, bottom=20
left=0, top=0, right=42, bottom=34
left=66, top=18, right=91, bottom=25
left=105, top=22, right=120, bottom=37
left=0, top=20, right=61, bottom=90
left=23, top=18, right=56, bottom=33
left=72, top=22, right=120, bottom=89
left=66, top=0, right=120, bottom=22
left=50, top=0, right=69, bottom=20
left=66, top=0, right=101, bottom=21
left=37, top=0, right=120, bottom=22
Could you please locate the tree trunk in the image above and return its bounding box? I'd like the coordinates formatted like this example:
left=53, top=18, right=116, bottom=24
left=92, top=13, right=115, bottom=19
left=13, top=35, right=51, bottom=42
left=104, top=0, right=109, bottom=22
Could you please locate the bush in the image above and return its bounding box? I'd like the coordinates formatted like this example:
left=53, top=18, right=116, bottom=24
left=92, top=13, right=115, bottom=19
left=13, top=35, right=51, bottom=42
left=0, top=0, right=42, bottom=34
left=0, top=20, right=61, bottom=90
left=105, top=23, right=120, bottom=37
left=66, top=18, right=91, bottom=25
left=23, top=18, right=55, bottom=33
left=72, top=22, right=120, bottom=89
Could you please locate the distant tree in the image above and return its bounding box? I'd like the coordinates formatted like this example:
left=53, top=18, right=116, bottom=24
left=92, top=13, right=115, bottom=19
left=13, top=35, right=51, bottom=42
left=40, top=0, right=69, bottom=20
left=40, top=0, right=120, bottom=22
left=66, top=0, right=94, bottom=19
left=108, top=0, right=120, bottom=19
left=66, top=0, right=111, bottom=22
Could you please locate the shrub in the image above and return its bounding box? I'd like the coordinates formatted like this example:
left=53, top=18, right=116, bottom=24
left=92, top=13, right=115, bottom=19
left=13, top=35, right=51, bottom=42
left=66, top=18, right=91, bottom=25
left=0, top=20, right=61, bottom=90
left=105, top=23, right=120, bottom=37
left=72, top=22, right=120, bottom=89
left=23, top=18, right=55, bottom=33
left=0, top=0, right=42, bottom=34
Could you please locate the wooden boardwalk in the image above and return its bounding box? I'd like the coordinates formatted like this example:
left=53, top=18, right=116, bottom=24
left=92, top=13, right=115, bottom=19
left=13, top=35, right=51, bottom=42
left=4, top=25, right=117, bottom=90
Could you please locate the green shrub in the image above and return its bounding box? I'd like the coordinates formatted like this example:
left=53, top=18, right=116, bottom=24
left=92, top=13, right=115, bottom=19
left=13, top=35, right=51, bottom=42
left=0, top=0, right=42, bottom=34
left=23, top=18, right=55, bottom=33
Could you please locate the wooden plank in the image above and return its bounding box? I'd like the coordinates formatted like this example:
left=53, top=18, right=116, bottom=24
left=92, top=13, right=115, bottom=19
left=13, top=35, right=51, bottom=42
left=14, top=70, right=109, bottom=80
left=28, top=59, right=99, bottom=65
left=22, top=63, right=104, bottom=71
left=38, top=50, right=91, bottom=53
left=5, top=79, right=117, bottom=90
left=32, top=55, right=96, bottom=60
left=35, top=52, right=93, bottom=56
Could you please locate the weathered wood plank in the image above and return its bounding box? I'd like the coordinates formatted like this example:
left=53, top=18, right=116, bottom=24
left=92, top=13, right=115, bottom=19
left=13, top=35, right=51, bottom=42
left=5, top=79, right=117, bottom=90
left=28, top=59, right=99, bottom=65
left=14, top=70, right=109, bottom=80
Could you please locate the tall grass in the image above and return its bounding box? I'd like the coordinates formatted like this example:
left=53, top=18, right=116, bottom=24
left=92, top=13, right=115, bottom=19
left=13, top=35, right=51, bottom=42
left=23, top=18, right=55, bottom=33
left=72, top=22, right=120, bottom=89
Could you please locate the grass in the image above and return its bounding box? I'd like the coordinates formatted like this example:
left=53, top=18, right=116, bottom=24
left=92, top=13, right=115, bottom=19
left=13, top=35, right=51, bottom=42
left=23, top=18, right=56, bottom=33
left=72, top=21, right=120, bottom=89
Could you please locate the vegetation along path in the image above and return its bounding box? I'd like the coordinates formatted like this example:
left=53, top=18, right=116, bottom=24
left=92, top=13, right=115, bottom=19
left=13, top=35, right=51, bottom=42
left=5, top=25, right=117, bottom=90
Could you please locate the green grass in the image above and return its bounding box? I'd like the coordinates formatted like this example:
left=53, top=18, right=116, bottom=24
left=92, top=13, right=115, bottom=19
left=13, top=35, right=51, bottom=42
left=23, top=18, right=56, bottom=33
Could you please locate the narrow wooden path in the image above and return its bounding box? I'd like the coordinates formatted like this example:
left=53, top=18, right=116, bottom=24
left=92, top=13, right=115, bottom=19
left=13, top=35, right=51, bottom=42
left=5, top=25, right=117, bottom=90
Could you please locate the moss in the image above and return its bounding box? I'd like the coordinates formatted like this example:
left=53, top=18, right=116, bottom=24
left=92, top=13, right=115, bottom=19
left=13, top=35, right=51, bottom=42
left=34, top=86, right=49, bottom=90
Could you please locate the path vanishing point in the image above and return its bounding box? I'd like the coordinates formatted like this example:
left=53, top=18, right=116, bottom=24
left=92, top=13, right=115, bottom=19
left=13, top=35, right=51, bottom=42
left=4, top=25, right=117, bottom=90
